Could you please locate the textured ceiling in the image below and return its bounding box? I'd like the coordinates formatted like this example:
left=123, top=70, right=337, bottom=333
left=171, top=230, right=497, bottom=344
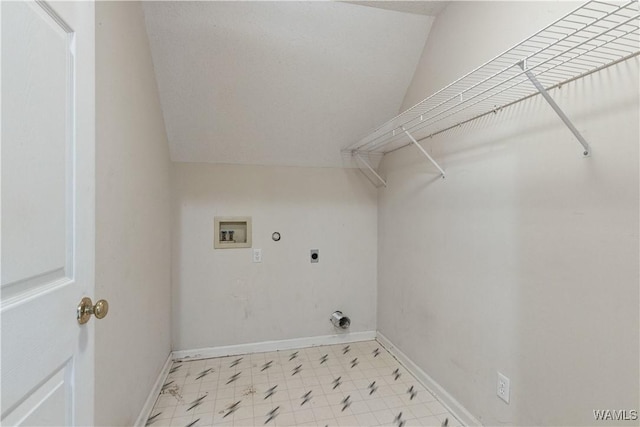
left=143, top=1, right=436, bottom=167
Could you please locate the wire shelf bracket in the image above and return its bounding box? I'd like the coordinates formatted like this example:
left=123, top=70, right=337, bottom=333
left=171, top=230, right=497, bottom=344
left=518, top=59, right=591, bottom=156
left=403, top=128, right=446, bottom=178
left=343, top=0, right=640, bottom=184
left=354, top=152, right=387, bottom=187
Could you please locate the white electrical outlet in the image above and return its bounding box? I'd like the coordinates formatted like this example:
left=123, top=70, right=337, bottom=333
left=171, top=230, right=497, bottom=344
left=497, top=372, right=510, bottom=404
left=252, top=248, right=262, bottom=263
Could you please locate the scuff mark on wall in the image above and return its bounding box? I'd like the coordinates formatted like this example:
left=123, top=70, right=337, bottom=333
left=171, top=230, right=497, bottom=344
left=232, top=278, right=252, bottom=321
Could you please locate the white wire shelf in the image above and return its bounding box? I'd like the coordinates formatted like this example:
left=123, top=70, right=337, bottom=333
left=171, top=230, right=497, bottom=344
left=344, top=0, right=640, bottom=164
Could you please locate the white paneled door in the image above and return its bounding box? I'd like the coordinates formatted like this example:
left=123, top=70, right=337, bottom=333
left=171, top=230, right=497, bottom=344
left=1, top=1, right=96, bottom=425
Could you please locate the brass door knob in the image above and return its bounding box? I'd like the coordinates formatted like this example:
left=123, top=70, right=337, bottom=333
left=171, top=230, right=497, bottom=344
left=77, top=297, right=109, bottom=324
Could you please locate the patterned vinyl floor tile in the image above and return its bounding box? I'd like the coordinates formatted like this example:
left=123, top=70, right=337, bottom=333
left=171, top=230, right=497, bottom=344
left=145, top=340, right=463, bottom=427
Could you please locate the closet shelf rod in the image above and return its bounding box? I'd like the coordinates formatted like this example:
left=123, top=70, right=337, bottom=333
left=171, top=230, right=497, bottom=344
left=385, top=50, right=639, bottom=156
left=343, top=0, right=639, bottom=157
left=362, top=8, right=638, bottom=154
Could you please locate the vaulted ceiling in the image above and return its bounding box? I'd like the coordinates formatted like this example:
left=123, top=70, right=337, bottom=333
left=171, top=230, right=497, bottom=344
left=142, top=1, right=446, bottom=167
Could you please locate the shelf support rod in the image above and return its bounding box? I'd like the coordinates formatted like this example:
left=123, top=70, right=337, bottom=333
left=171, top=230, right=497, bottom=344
left=354, top=152, right=387, bottom=187
left=403, top=128, right=446, bottom=178
left=518, top=60, right=590, bottom=156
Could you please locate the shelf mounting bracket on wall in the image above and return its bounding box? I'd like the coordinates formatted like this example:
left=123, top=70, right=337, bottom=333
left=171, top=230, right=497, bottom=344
left=354, top=152, right=387, bottom=187
left=403, top=128, right=446, bottom=178
left=518, top=59, right=591, bottom=157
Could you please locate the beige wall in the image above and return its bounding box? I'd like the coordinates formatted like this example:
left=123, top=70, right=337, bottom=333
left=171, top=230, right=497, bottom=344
left=95, top=2, right=172, bottom=425
left=171, top=163, right=377, bottom=351
left=379, top=2, right=639, bottom=426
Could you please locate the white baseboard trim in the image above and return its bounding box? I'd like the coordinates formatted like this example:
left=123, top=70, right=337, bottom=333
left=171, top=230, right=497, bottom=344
left=172, top=330, right=377, bottom=361
left=134, top=352, right=173, bottom=427
left=376, top=332, right=482, bottom=427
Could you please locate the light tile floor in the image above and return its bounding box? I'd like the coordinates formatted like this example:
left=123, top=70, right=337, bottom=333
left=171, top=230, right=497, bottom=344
left=145, top=340, right=462, bottom=427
